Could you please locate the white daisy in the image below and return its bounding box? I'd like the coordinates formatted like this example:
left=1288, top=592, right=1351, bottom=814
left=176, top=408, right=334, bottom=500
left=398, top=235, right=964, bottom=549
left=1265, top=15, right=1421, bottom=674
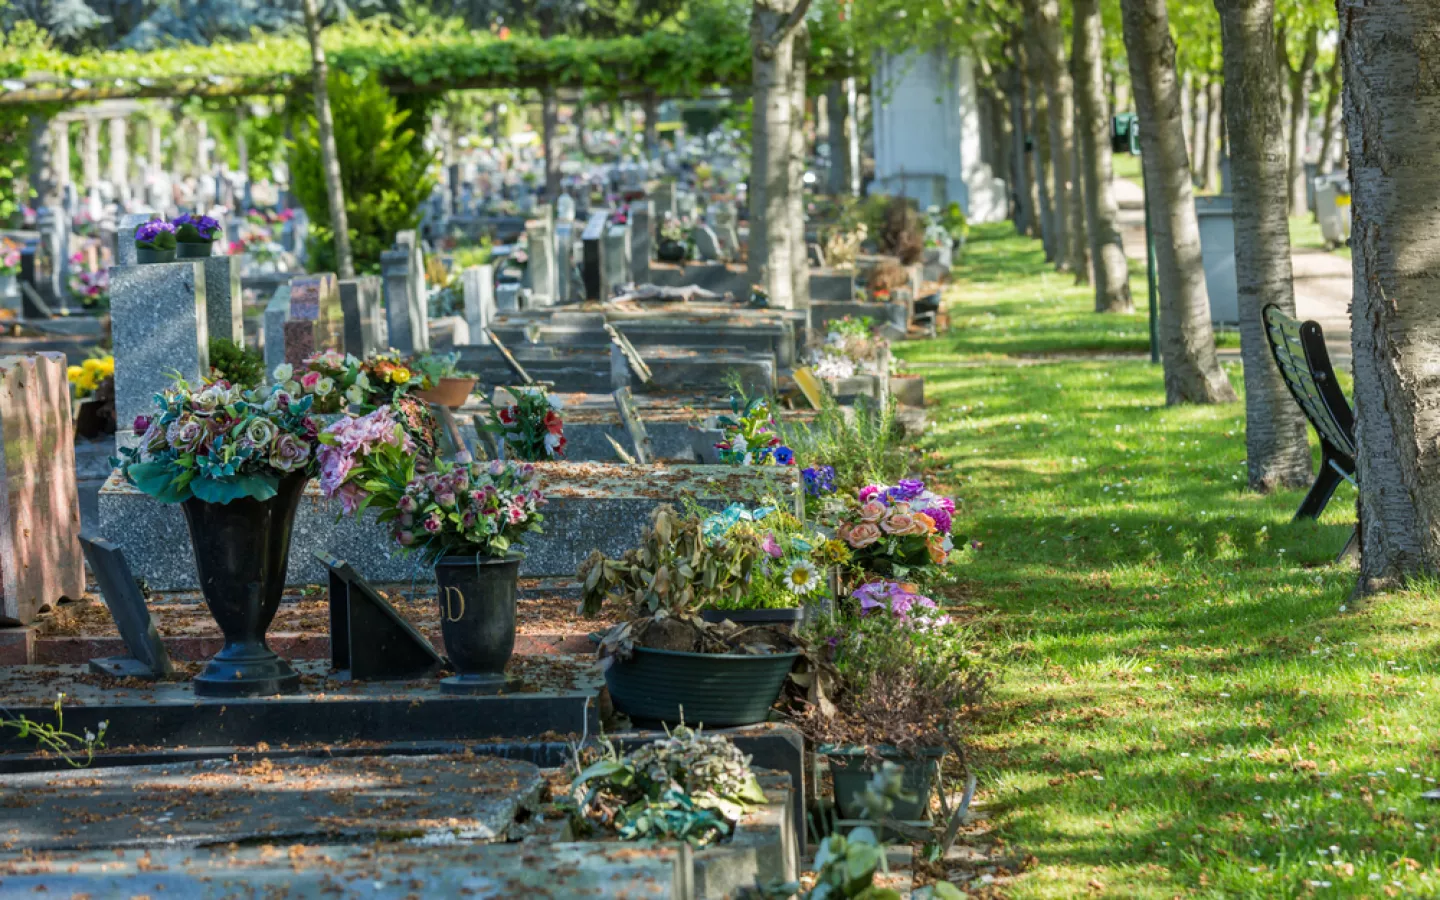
left=783, top=560, right=821, bottom=596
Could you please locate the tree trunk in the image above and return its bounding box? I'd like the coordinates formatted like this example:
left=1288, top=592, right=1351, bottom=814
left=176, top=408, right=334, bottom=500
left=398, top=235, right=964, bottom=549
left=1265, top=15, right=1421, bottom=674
left=1027, top=0, right=1079, bottom=273
left=107, top=116, right=130, bottom=208
left=1189, top=75, right=1205, bottom=183
left=1030, top=76, right=1058, bottom=260
left=576, top=95, right=592, bottom=158
left=1073, top=0, right=1133, bottom=312
left=642, top=91, right=660, bottom=161
left=1214, top=0, right=1314, bottom=491
left=1120, top=0, right=1237, bottom=404
left=1341, top=0, right=1440, bottom=590
left=749, top=0, right=807, bottom=310
left=1069, top=106, right=1091, bottom=284
left=826, top=81, right=848, bottom=195
left=301, top=0, right=353, bottom=278
left=1285, top=26, right=1318, bottom=216
left=1316, top=61, right=1341, bottom=175
left=541, top=87, right=561, bottom=203
left=789, top=25, right=811, bottom=309
left=1007, top=58, right=1034, bottom=236
left=1204, top=77, right=1223, bottom=190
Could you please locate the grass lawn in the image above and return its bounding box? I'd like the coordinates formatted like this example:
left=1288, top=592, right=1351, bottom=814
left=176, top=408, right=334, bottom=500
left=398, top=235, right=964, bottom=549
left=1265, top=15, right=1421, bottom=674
left=1291, top=215, right=1353, bottom=261
left=899, top=226, right=1440, bottom=897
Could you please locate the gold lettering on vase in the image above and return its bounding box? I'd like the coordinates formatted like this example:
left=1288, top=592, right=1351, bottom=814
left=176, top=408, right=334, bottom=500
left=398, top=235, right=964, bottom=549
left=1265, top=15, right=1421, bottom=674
left=443, top=586, right=466, bottom=622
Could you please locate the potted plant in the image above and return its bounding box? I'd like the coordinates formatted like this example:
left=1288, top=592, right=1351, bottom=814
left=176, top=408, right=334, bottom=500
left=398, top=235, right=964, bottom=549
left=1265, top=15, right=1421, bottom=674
left=173, top=213, right=222, bottom=259
left=580, top=505, right=802, bottom=727
left=134, top=219, right=177, bottom=264
left=697, top=504, right=850, bottom=627
left=711, top=395, right=796, bottom=467
left=410, top=351, right=477, bottom=409
left=657, top=214, right=690, bottom=263
left=318, top=411, right=544, bottom=694
left=481, top=385, right=566, bottom=460
left=115, top=377, right=321, bottom=696
left=798, top=581, right=988, bottom=823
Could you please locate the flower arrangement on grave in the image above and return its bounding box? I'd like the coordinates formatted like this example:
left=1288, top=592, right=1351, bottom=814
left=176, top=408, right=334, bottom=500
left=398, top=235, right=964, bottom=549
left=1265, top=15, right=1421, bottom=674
left=66, top=253, right=109, bottom=309
left=173, top=213, right=221, bottom=245
left=66, top=355, right=113, bottom=400
left=714, top=396, right=795, bottom=466
left=808, top=316, right=885, bottom=381
left=835, top=479, right=956, bottom=578
left=0, top=237, right=21, bottom=277
left=482, top=385, right=566, bottom=460
left=656, top=214, right=691, bottom=262
left=116, top=377, right=320, bottom=504
left=570, top=723, right=768, bottom=846
left=822, top=222, right=867, bottom=272
left=800, top=464, right=838, bottom=518
left=134, top=219, right=177, bottom=263
left=747, top=284, right=770, bottom=309
left=701, top=504, right=850, bottom=612
left=275, top=350, right=415, bottom=414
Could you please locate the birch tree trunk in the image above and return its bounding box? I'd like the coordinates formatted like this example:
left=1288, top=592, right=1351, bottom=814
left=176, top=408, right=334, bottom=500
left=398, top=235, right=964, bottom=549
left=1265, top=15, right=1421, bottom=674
left=301, top=0, right=353, bottom=278
left=1342, top=0, right=1440, bottom=591
left=1215, top=0, right=1314, bottom=491
left=1316, top=61, right=1341, bottom=175
left=749, top=0, right=809, bottom=310
left=788, top=26, right=811, bottom=310
left=1027, top=0, right=1079, bottom=274
left=1120, top=0, right=1237, bottom=404
left=1073, top=0, right=1133, bottom=312
left=1204, top=78, right=1223, bottom=190
left=1285, top=26, right=1318, bottom=216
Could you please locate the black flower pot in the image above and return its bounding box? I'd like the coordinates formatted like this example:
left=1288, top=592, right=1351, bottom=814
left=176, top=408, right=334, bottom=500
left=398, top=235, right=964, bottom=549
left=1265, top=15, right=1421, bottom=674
left=181, top=472, right=308, bottom=697
left=435, top=554, right=522, bottom=694
left=604, top=646, right=800, bottom=727
left=825, top=745, right=944, bottom=823
left=657, top=239, right=688, bottom=263
left=176, top=241, right=214, bottom=259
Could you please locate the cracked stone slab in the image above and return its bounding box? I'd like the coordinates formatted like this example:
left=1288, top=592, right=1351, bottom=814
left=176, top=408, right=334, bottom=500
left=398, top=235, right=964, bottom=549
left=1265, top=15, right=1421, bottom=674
left=0, top=754, right=543, bottom=853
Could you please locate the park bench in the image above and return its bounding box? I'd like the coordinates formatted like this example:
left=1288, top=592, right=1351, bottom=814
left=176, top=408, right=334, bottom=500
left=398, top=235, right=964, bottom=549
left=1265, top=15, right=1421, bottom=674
left=1262, top=304, right=1358, bottom=559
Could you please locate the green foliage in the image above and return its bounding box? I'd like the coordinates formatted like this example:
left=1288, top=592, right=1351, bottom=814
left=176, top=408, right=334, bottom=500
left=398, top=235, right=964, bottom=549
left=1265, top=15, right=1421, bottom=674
left=288, top=68, right=434, bottom=274
left=778, top=396, right=908, bottom=496
left=207, top=337, right=264, bottom=389
left=449, top=239, right=494, bottom=270
left=1, top=693, right=107, bottom=768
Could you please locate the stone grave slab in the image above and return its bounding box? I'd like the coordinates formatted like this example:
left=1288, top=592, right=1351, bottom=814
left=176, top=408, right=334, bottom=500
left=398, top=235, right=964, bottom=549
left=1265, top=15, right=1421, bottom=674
left=383, top=246, right=428, bottom=354
left=201, top=254, right=243, bottom=344
left=339, top=275, right=385, bottom=358
left=284, top=272, right=343, bottom=366
left=114, top=210, right=156, bottom=267
left=320, top=551, right=444, bottom=681
left=603, top=223, right=632, bottom=287
left=0, top=353, right=85, bottom=625
left=461, top=265, right=496, bottom=342
left=79, top=534, right=173, bottom=678
left=581, top=211, right=610, bottom=301
left=261, top=282, right=290, bottom=377
left=0, top=754, right=544, bottom=853
left=110, top=261, right=209, bottom=444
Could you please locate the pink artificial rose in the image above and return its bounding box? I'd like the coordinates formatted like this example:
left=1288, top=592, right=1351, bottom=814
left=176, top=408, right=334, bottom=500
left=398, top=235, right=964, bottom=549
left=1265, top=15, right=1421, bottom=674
left=857, top=501, right=887, bottom=524
left=858, top=485, right=880, bottom=502
left=882, top=512, right=916, bottom=535
left=842, top=521, right=881, bottom=549
left=269, top=432, right=311, bottom=473
left=506, top=502, right=527, bottom=524
left=300, top=371, right=322, bottom=390
left=762, top=533, right=783, bottom=559
left=166, top=417, right=207, bottom=453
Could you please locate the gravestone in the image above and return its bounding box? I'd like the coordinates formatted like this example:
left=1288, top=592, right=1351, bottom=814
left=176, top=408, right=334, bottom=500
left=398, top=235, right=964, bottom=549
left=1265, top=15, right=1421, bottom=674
left=318, top=552, right=443, bottom=681
left=111, top=262, right=209, bottom=445
left=693, top=223, right=724, bottom=262
left=34, top=207, right=67, bottom=309
left=383, top=247, right=429, bottom=354
left=524, top=210, right=557, bottom=306
left=603, top=224, right=632, bottom=288
left=0, top=353, right=85, bottom=626
left=201, top=255, right=243, bottom=345
left=283, top=273, right=343, bottom=366
left=80, top=534, right=173, bottom=678
left=555, top=221, right=574, bottom=302
left=338, top=276, right=385, bottom=359
left=581, top=212, right=610, bottom=301
left=652, top=182, right=676, bottom=217
left=114, top=211, right=157, bottom=267
left=676, top=190, right=698, bottom=219
left=714, top=206, right=742, bottom=260
left=462, top=265, right=495, bottom=343
left=612, top=387, right=652, bottom=464
left=18, top=243, right=53, bottom=319
left=605, top=324, right=652, bottom=384
left=630, top=199, right=653, bottom=281
left=262, top=284, right=291, bottom=378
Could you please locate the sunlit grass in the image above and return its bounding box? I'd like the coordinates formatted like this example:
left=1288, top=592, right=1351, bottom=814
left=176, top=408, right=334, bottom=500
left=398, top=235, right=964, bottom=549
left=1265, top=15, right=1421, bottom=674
left=908, top=224, right=1440, bottom=897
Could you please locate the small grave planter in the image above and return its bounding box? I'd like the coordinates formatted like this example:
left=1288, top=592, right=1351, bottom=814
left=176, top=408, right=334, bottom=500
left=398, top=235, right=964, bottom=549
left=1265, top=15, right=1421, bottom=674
left=136, top=247, right=175, bottom=264
left=824, top=745, right=945, bottom=822
left=605, top=646, right=800, bottom=727
left=699, top=607, right=805, bottom=627
left=889, top=374, right=925, bottom=408
left=176, top=241, right=214, bottom=259
left=657, top=240, right=689, bottom=263
left=434, top=554, right=522, bottom=694
left=181, top=471, right=308, bottom=697
left=414, top=376, right=477, bottom=409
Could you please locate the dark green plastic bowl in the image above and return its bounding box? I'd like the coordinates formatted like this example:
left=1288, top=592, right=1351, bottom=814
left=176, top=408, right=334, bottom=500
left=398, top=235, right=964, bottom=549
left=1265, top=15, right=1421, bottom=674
left=604, top=646, right=800, bottom=727
left=824, top=745, right=945, bottom=822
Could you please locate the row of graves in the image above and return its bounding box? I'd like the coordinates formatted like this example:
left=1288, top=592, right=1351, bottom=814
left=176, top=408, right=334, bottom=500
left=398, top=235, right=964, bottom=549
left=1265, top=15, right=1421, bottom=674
left=0, top=180, right=965, bottom=896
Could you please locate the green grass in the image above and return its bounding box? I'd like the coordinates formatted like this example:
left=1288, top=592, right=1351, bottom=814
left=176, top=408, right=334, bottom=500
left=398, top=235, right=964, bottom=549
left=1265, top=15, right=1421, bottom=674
left=1290, top=215, right=1353, bottom=260
left=909, top=226, right=1440, bottom=897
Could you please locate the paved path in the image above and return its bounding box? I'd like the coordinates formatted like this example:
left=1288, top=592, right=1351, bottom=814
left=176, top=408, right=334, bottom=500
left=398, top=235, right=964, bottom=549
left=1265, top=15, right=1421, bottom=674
left=1113, top=177, right=1353, bottom=362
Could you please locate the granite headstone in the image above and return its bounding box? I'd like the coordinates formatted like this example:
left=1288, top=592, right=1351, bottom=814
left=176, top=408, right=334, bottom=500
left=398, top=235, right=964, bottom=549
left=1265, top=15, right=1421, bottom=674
left=110, top=261, right=209, bottom=447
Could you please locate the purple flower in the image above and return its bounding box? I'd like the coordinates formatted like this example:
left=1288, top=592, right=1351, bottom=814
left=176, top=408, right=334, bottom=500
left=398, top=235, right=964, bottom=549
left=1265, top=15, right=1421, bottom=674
left=173, top=213, right=221, bottom=242
left=135, top=219, right=176, bottom=244
left=802, top=465, right=836, bottom=497
left=921, top=506, right=953, bottom=535
left=773, top=446, right=795, bottom=465
left=133, top=415, right=150, bottom=433
left=886, top=479, right=925, bottom=503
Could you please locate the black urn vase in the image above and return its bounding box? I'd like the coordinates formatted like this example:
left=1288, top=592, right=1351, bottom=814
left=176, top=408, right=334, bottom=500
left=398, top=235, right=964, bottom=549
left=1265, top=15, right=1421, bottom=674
left=180, top=472, right=308, bottom=697
left=435, top=554, right=522, bottom=695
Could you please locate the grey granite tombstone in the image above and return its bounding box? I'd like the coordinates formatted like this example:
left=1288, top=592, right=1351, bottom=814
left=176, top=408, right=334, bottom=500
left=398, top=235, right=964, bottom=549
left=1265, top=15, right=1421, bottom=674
left=461, top=265, right=495, bottom=343
left=630, top=200, right=653, bottom=281
left=554, top=221, right=574, bottom=302
left=283, top=273, right=343, bottom=366
left=110, top=261, right=209, bottom=448
left=80, top=534, right=174, bottom=678
left=115, top=210, right=157, bottom=267
left=581, top=212, right=610, bottom=301
left=496, top=282, right=521, bottom=313
left=524, top=212, right=557, bottom=306
left=676, top=190, right=697, bottom=219
left=693, top=223, right=724, bottom=262
left=603, top=223, right=632, bottom=288
left=201, top=255, right=243, bottom=345
left=382, top=247, right=428, bottom=354
left=262, top=283, right=290, bottom=378
left=652, top=182, right=676, bottom=217
left=338, top=275, right=385, bottom=358
left=0, top=353, right=85, bottom=625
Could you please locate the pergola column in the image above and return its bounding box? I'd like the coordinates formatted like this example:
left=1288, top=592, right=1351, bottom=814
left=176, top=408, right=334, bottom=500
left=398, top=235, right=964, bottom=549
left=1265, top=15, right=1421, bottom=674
left=108, top=116, right=130, bottom=207
left=82, top=118, right=102, bottom=197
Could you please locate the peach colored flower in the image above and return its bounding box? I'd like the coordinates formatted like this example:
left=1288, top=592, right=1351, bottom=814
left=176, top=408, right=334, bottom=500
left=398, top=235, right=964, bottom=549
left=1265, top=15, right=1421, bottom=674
left=882, top=512, right=917, bottom=535
left=912, top=512, right=937, bottom=535
left=927, top=535, right=949, bottom=566
left=843, top=521, right=882, bottom=549
left=858, top=500, right=887, bottom=524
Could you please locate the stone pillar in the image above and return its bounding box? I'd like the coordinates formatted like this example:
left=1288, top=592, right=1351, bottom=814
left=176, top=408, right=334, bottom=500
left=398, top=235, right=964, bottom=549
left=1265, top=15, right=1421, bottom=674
left=195, top=118, right=210, bottom=175
left=202, top=256, right=243, bottom=345
left=382, top=248, right=427, bottom=355
left=108, top=117, right=131, bottom=207
left=554, top=221, right=574, bottom=302
left=461, top=265, right=494, bottom=343
left=339, top=276, right=385, bottom=358
left=110, top=262, right=209, bottom=447
left=0, top=353, right=85, bottom=626
left=82, top=118, right=102, bottom=199
left=524, top=207, right=557, bottom=306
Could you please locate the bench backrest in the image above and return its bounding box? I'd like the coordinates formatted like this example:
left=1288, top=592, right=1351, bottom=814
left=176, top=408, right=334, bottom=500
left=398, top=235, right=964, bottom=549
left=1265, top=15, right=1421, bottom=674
left=1262, top=304, right=1357, bottom=468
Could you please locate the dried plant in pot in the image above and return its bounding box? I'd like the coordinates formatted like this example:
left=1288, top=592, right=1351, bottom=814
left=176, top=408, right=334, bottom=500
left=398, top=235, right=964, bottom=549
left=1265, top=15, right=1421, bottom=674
left=409, top=351, right=477, bottom=409
left=579, top=505, right=802, bottom=727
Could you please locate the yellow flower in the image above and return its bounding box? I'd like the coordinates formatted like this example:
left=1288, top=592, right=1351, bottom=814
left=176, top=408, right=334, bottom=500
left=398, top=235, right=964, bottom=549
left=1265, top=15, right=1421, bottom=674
left=66, top=365, right=83, bottom=383
left=390, top=368, right=411, bottom=384
left=82, top=358, right=102, bottom=373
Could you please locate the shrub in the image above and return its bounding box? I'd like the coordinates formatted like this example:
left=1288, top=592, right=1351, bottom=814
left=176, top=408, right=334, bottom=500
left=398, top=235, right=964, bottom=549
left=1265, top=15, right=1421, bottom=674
left=207, top=338, right=264, bottom=389
left=881, top=196, right=924, bottom=265
left=289, top=69, right=435, bottom=274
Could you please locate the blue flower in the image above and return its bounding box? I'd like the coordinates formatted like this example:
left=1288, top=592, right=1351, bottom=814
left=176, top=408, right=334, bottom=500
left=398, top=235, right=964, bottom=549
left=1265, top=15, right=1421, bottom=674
left=774, top=446, right=795, bottom=465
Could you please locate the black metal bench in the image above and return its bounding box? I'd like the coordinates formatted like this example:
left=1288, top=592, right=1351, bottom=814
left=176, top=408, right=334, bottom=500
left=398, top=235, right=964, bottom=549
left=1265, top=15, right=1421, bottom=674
left=1262, top=304, right=1358, bottom=557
